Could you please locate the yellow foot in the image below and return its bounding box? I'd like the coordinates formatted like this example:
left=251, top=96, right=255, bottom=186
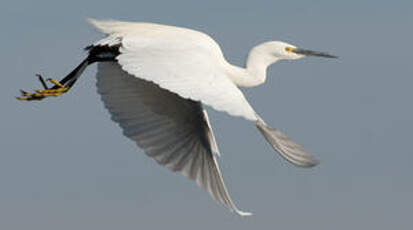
left=17, top=75, right=69, bottom=101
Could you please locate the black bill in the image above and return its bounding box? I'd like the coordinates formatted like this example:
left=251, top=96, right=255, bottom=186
left=293, top=48, right=337, bottom=58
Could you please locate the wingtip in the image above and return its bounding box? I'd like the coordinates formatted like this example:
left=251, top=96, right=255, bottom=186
left=284, top=153, right=320, bottom=168
left=236, top=210, right=253, bottom=217
left=230, top=206, right=253, bottom=217
left=294, top=154, right=320, bottom=168
left=298, top=157, right=320, bottom=168
left=87, top=18, right=107, bottom=30
left=86, top=18, right=97, bottom=25
left=87, top=18, right=103, bottom=32
left=311, top=158, right=320, bottom=167
left=255, top=116, right=321, bottom=168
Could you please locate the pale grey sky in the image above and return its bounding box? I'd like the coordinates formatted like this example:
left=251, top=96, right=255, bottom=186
left=1, top=0, right=412, bottom=229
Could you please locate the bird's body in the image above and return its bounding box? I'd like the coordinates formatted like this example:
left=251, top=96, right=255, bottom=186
left=17, top=19, right=336, bottom=216
left=90, top=19, right=257, bottom=120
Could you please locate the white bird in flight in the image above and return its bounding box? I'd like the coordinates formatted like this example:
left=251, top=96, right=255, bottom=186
left=17, top=19, right=336, bottom=216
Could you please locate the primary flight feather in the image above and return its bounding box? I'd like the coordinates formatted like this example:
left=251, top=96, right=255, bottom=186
left=17, top=19, right=336, bottom=216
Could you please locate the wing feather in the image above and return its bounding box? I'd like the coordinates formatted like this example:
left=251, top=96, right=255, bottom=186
left=90, top=19, right=318, bottom=170
left=96, top=62, right=251, bottom=216
left=90, top=19, right=257, bottom=121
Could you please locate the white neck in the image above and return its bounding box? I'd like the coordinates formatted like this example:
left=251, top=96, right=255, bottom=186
left=225, top=43, right=283, bottom=88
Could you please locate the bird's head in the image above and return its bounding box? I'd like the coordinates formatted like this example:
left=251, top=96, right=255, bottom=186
left=262, top=41, right=337, bottom=60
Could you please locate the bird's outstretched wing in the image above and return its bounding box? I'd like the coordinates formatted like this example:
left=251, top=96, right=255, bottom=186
left=89, top=19, right=257, bottom=121
left=96, top=62, right=251, bottom=216
left=89, top=19, right=318, bottom=168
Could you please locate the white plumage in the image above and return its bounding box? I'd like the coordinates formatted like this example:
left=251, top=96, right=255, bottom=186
left=97, top=62, right=251, bottom=215
left=85, top=19, right=332, bottom=215
left=91, top=19, right=257, bottom=120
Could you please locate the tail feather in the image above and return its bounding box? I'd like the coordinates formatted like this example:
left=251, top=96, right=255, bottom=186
left=256, top=117, right=319, bottom=167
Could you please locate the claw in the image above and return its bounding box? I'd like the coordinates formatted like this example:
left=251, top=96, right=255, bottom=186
left=16, top=75, right=70, bottom=101
left=47, top=78, right=66, bottom=88
left=16, top=92, right=45, bottom=101
left=36, top=74, right=49, bottom=89
left=36, top=87, right=68, bottom=94
left=20, top=89, right=29, bottom=96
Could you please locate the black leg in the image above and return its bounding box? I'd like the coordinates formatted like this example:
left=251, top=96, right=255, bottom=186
left=17, top=45, right=119, bottom=101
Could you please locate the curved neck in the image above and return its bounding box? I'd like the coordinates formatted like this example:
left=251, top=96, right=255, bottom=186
left=226, top=43, right=281, bottom=88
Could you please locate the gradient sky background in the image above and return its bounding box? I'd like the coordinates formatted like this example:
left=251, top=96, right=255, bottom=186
left=1, top=0, right=412, bottom=229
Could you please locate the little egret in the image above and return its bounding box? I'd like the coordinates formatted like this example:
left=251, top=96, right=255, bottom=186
left=17, top=19, right=336, bottom=216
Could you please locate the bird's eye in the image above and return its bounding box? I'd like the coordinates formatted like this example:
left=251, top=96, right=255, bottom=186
left=285, top=47, right=295, bottom=53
